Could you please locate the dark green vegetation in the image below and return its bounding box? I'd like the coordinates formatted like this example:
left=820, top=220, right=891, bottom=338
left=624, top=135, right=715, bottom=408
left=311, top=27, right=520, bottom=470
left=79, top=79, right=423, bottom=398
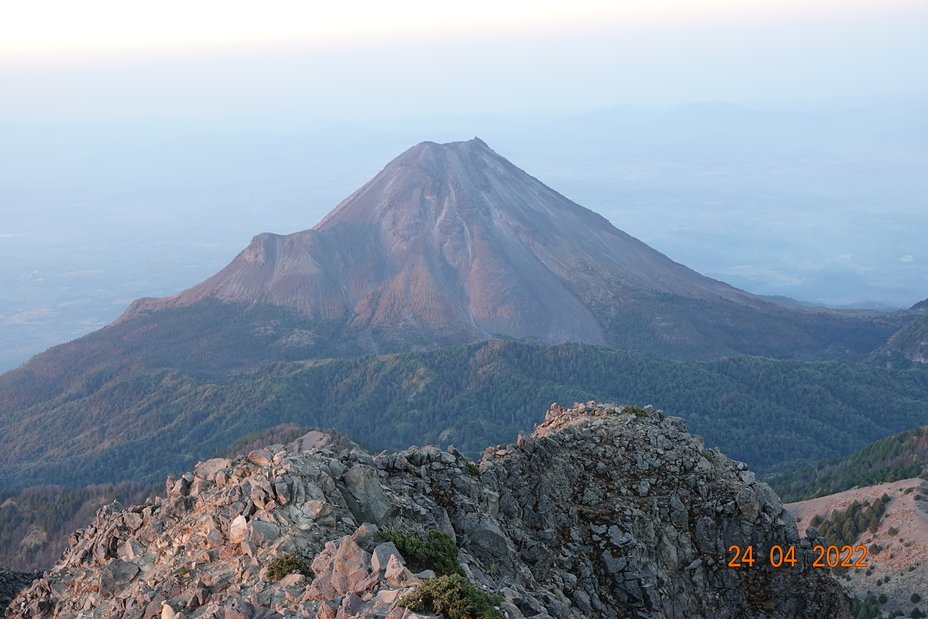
left=374, top=528, right=503, bottom=618
left=372, top=530, right=463, bottom=577
left=399, top=574, right=504, bottom=619
left=266, top=554, right=314, bottom=581
left=854, top=593, right=881, bottom=619
left=768, top=426, right=928, bottom=502
left=852, top=593, right=908, bottom=619
left=593, top=291, right=912, bottom=362
left=0, top=482, right=158, bottom=571
left=4, top=329, right=928, bottom=489
left=811, top=496, right=889, bottom=547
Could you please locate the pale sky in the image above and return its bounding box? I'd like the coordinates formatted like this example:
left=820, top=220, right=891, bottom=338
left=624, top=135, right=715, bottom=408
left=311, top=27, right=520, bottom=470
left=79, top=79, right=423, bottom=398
left=1, top=0, right=926, bottom=123
left=1, top=0, right=908, bottom=57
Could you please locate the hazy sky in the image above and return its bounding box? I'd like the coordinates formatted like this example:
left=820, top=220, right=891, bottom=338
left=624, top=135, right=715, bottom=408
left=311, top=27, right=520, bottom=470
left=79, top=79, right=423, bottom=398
left=2, top=0, right=926, bottom=123
left=1, top=0, right=927, bottom=372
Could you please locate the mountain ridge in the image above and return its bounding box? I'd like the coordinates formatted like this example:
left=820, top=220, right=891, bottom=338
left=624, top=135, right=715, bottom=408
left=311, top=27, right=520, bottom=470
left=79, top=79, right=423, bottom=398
left=6, top=402, right=853, bottom=619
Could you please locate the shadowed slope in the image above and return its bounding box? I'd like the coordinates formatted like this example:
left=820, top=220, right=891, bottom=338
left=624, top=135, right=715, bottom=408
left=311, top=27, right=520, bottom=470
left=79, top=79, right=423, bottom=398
left=869, top=298, right=928, bottom=368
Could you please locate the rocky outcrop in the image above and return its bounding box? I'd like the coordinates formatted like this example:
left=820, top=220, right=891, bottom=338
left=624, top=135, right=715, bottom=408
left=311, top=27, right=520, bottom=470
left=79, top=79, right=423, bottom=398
left=0, top=571, right=42, bottom=616
left=7, top=403, right=852, bottom=619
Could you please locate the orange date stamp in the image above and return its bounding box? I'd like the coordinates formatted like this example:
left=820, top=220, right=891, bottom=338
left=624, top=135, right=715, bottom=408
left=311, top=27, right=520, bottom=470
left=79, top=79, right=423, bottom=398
left=727, top=544, right=869, bottom=568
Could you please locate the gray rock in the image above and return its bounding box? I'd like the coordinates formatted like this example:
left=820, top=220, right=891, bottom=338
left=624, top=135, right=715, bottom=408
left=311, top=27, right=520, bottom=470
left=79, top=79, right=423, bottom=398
left=195, top=458, right=232, bottom=481
left=99, top=559, right=139, bottom=598
left=247, top=450, right=274, bottom=467
left=340, top=465, right=394, bottom=525
left=5, top=401, right=853, bottom=619
left=371, top=542, right=403, bottom=573
left=222, top=597, right=283, bottom=619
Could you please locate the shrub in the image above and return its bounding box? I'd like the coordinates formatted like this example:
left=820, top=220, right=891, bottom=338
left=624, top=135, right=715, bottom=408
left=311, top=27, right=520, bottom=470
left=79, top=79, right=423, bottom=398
left=912, top=607, right=926, bottom=619
left=465, top=462, right=481, bottom=477
left=914, top=593, right=923, bottom=604
left=374, top=529, right=464, bottom=577
left=625, top=406, right=649, bottom=418
left=267, top=554, right=314, bottom=581
left=889, top=526, right=899, bottom=536
left=817, top=499, right=888, bottom=547
left=854, top=592, right=881, bottom=619
left=399, top=574, right=504, bottom=619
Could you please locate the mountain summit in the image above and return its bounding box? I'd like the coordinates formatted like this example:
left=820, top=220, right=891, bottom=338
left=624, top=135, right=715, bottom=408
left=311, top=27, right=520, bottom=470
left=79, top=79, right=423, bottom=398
left=119, top=138, right=777, bottom=354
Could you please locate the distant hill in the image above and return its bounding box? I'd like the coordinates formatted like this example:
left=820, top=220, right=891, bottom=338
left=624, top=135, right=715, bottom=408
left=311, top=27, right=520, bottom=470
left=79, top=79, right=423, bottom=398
left=786, top=478, right=928, bottom=616
left=768, top=424, right=928, bottom=502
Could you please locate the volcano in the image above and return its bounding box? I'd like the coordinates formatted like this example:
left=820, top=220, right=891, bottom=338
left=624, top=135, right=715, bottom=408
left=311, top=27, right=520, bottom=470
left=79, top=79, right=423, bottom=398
left=119, top=138, right=784, bottom=355
left=0, top=138, right=916, bottom=491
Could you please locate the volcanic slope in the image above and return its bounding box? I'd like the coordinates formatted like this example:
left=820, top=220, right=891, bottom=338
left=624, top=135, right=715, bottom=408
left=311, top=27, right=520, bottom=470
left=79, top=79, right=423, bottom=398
left=115, top=137, right=909, bottom=362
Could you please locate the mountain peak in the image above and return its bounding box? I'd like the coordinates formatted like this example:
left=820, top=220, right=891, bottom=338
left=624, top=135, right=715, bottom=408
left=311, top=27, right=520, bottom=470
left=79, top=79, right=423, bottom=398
left=115, top=138, right=869, bottom=360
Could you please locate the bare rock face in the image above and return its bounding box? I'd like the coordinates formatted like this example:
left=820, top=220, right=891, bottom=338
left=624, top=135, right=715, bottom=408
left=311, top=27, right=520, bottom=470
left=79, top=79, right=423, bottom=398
left=118, top=139, right=763, bottom=353
left=8, top=403, right=851, bottom=619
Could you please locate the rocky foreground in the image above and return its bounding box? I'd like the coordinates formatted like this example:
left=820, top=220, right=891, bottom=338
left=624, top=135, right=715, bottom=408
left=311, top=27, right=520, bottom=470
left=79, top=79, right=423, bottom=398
left=8, top=403, right=852, bottom=619
left=1, top=571, right=42, bottom=617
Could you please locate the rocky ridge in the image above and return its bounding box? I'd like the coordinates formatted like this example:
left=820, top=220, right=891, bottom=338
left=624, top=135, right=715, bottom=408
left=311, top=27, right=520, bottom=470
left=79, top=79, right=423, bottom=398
left=8, top=403, right=852, bottom=619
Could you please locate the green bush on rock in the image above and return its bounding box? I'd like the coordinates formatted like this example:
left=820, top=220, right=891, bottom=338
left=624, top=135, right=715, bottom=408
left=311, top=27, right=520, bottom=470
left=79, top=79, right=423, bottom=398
left=266, top=554, right=314, bottom=581
left=399, top=574, right=504, bottom=619
left=373, top=529, right=464, bottom=577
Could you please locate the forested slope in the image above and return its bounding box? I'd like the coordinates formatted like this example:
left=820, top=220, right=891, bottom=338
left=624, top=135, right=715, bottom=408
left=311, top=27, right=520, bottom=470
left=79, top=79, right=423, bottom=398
left=3, top=339, right=928, bottom=489
left=768, top=425, right=928, bottom=501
